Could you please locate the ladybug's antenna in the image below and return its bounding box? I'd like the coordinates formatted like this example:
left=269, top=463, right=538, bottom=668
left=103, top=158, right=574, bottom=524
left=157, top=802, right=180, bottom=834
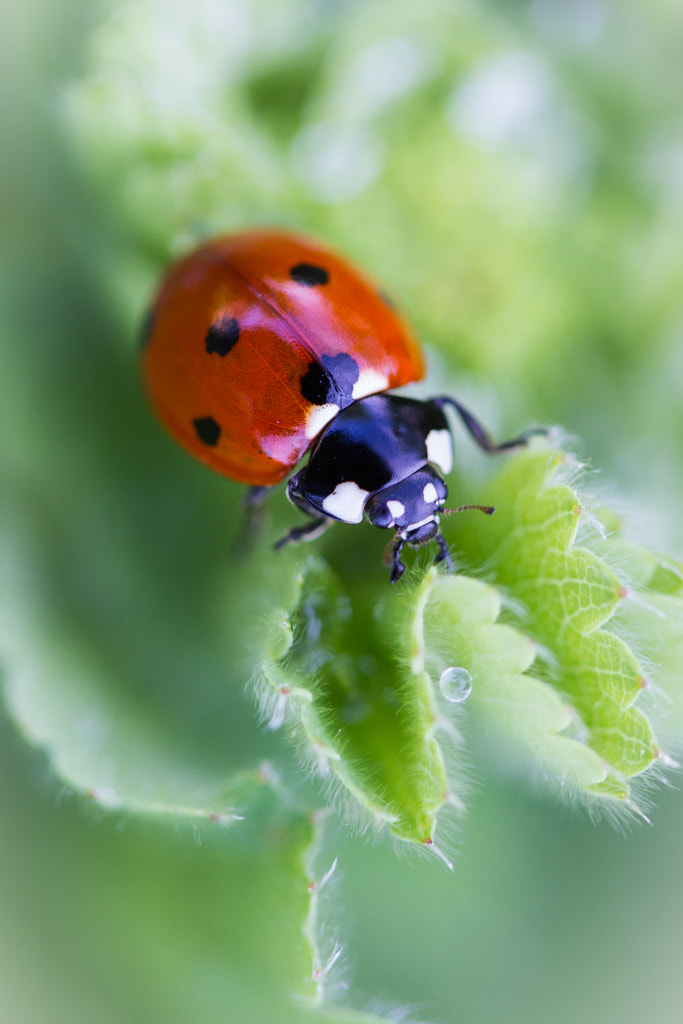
left=441, top=504, right=495, bottom=517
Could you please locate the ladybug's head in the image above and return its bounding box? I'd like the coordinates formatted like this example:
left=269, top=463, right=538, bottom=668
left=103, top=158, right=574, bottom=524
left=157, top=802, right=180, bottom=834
left=364, top=466, right=452, bottom=583
left=365, top=466, right=447, bottom=536
left=365, top=465, right=495, bottom=582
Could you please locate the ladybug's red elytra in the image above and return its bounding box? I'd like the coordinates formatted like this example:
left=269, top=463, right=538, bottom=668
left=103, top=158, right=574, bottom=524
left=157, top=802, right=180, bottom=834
left=142, top=229, right=538, bottom=582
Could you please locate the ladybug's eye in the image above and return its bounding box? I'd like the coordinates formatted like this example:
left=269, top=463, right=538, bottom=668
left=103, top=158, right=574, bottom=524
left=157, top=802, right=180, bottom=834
left=368, top=504, right=393, bottom=529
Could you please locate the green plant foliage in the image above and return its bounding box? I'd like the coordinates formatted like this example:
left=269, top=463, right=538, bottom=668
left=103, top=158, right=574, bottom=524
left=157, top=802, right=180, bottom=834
left=254, top=447, right=675, bottom=845
left=0, top=719, right=397, bottom=1024
left=608, top=538, right=683, bottom=732
left=5, top=0, right=683, bottom=1020
left=443, top=449, right=670, bottom=804
left=257, top=557, right=453, bottom=848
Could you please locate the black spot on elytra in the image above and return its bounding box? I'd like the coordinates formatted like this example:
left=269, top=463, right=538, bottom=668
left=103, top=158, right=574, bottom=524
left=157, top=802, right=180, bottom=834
left=193, top=416, right=221, bottom=446
left=378, top=289, right=396, bottom=310
left=139, top=306, right=155, bottom=349
left=290, top=262, right=329, bottom=287
left=321, top=352, right=360, bottom=398
left=301, top=362, right=334, bottom=405
left=205, top=315, right=240, bottom=357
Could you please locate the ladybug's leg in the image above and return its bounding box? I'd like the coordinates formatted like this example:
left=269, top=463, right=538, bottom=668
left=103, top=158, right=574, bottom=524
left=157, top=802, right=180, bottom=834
left=244, top=485, right=271, bottom=509
left=275, top=471, right=333, bottom=550
left=433, top=396, right=546, bottom=453
left=274, top=516, right=331, bottom=550
left=433, top=530, right=454, bottom=572
left=233, top=485, right=275, bottom=554
left=389, top=535, right=407, bottom=584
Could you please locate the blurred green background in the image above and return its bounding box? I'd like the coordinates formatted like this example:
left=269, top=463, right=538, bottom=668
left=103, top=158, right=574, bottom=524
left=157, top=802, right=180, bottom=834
left=3, top=0, right=683, bottom=1021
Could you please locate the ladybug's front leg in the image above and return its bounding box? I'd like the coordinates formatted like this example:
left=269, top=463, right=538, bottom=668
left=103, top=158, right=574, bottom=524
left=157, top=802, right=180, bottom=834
left=433, top=530, right=454, bottom=572
left=388, top=528, right=453, bottom=582
left=274, top=471, right=333, bottom=550
left=388, top=535, right=407, bottom=584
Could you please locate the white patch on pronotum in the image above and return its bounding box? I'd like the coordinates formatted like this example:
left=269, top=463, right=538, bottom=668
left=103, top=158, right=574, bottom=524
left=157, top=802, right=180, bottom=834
left=352, top=367, right=389, bottom=400
left=423, top=482, right=438, bottom=504
left=386, top=499, right=406, bottom=522
left=426, top=428, right=453, bottom=474
left=322, top=481, right=369, bottom=523
left=305, top=403, right=340, bottom=439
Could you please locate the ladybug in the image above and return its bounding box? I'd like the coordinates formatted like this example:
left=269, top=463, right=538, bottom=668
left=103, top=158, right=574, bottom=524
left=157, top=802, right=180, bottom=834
left=142, top=229, right=536, bottom=582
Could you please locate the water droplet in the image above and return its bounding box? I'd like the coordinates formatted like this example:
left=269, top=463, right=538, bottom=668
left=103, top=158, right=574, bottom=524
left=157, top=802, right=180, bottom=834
left=439, top=667, right=473, bottom=703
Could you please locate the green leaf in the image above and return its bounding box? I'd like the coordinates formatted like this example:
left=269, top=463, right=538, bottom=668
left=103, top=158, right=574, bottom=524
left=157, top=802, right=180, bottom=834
left=255, top=557, right=451, bottom=847
left=0, top=489, right=287, bottom=819
left=422, top=572, right=612, bottom=795
left=445, top=448, right=670, bottom=806
left=0, top=718, right=409, bottom=1024
left=607, top=541, right=683, bottom=734
left=256, top=445, right=679, bottom=836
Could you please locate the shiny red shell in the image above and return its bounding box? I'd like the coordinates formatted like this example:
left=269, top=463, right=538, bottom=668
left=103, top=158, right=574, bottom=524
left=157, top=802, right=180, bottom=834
left=141, top=229, right=425, bottom=486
